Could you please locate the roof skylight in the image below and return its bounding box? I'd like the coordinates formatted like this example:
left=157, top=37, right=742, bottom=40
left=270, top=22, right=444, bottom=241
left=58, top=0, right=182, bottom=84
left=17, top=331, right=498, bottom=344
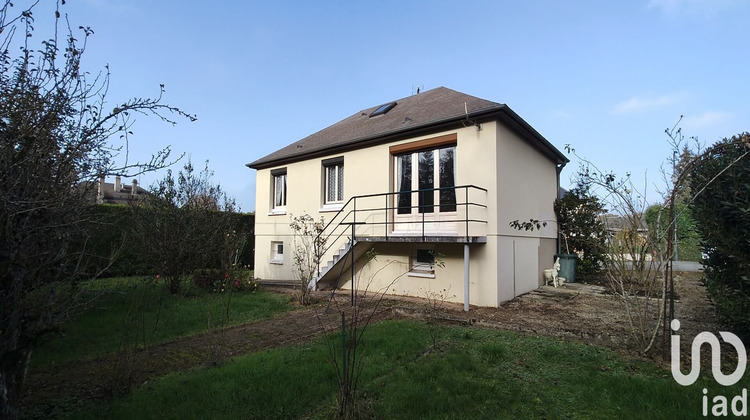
left=369, top=101, right=397, bottom=117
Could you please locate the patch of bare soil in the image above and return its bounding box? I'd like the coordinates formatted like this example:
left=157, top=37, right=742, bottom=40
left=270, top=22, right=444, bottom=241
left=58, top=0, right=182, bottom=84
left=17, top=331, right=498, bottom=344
left=23, top=272, right=717, bottom=415
left=394, top=271, right=717, bottom=351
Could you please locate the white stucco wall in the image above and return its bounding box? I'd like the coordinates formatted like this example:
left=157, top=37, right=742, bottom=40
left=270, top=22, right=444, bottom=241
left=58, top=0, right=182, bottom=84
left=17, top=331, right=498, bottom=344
left=336, top=242, right=470, bottom=306
left=254, top=124, right=489, bottom=282
left=496, top=122, right=558, bottom=239
left=494, top=122, right=560, bottom=302
left=252, top=119, right=560, bottom=307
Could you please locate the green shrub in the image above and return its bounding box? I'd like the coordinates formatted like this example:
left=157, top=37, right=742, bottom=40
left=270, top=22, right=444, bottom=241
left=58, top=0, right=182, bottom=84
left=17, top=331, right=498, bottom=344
left=554, top=183, right=607, bottom=281
left=193, top=268, right=257, bottom=293
left=193, top=268, right=223, bottom=291
left=79, top=205, right=255, bottom=278
left=77, top=204, right=149, bottom=277
left=689, top=133, right=750, bottom=340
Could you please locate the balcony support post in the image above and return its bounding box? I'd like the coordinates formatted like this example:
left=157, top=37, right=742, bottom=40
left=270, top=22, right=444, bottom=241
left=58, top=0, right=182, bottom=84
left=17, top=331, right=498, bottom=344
left=464, top=243, right=470, bottom=312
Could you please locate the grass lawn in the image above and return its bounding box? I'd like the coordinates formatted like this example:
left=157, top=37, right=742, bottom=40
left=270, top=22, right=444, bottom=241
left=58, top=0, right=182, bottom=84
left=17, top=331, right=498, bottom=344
left=75, top=320, right=739, bottom=419
left=32, top=276, right=296, bottom=366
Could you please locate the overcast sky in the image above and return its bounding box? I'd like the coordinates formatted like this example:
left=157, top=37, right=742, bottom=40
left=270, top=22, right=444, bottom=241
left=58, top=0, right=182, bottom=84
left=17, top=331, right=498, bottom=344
left=21, top=0, right=750, bottom=211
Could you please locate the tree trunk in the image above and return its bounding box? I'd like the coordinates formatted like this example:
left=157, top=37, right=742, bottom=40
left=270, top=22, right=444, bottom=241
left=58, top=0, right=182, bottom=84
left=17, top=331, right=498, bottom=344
left=167, top=274, right=181, bottom=295
left=1, top=261, right=30, bottom=420
left=0, top=349, right=32, bottom=420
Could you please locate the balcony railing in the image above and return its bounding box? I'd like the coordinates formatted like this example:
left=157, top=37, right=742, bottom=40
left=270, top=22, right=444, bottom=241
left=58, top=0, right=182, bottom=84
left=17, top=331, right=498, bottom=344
left=315, top=185, right=488, bottom=278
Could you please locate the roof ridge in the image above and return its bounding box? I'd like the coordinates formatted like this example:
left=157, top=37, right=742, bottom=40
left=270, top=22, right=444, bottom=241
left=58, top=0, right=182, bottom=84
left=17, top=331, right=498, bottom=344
left=248, top=87, right=526, bottom=169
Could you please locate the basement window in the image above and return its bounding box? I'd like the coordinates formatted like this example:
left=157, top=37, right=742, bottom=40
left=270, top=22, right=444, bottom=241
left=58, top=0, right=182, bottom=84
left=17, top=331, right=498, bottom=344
left=369, top=101, right=397, bottom=117
left=409, top=249, right=435, bottom=278
left=271, top=241, right=284, bottom=264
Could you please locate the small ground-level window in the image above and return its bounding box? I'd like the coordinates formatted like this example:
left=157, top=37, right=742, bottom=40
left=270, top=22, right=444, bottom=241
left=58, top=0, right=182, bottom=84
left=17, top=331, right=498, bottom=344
left=409, top=249, right=435, bottom=277
left=271, top=241, right=284, bottom=264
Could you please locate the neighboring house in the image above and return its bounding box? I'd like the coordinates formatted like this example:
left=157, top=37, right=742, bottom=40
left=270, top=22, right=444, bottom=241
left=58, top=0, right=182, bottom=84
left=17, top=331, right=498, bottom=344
left=600, top=213, right=651, bottom=260
left=96, top=175, right=147, bottom=205
left=600, top=213, right=649, bottom=243
left=247, top=87, right=568, bottom=309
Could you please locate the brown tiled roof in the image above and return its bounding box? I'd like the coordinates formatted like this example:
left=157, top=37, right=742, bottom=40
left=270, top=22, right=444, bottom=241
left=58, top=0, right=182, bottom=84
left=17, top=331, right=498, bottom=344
left=247, top=86, right=567, bottom=169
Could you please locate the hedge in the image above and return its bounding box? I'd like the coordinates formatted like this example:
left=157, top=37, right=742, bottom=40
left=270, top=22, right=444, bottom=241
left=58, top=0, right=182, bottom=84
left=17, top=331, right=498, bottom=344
left=82, top=204, right=254, bottom=278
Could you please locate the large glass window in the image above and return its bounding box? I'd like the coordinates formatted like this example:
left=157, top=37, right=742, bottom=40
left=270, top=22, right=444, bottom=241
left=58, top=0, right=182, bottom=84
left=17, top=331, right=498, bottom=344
left=395, top=145, right=456, bottom=215
left=418, top=150, right=435, bottom=213
left=439, top=147, right=456, bottom=212
left=397, top=154, right=412, bottom=214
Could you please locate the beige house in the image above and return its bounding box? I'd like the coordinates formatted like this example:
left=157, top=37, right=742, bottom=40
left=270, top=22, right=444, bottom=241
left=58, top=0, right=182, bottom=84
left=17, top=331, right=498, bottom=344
left=247, top=87, right=568, bottom=309
left=95, top=175, right=147, bottom=205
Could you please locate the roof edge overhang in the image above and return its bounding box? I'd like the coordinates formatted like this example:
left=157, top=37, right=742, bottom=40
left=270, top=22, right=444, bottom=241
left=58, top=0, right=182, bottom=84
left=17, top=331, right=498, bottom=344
left=247, top=105, right=569, bottom=170
left=495, top=106, right=569, bottom=167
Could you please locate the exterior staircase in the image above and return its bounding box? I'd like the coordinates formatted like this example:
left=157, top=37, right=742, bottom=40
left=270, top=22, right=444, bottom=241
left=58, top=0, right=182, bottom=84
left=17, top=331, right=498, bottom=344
left=315, top=240, right=353, bottom=289
left=316, top=239, right=376, bottom=290
left=312, top=185, right=488, bottom=290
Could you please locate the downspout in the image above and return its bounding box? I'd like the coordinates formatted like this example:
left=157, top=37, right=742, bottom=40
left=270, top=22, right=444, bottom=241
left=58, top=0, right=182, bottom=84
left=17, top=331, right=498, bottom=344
left=555, top=163, right=564, bottom=255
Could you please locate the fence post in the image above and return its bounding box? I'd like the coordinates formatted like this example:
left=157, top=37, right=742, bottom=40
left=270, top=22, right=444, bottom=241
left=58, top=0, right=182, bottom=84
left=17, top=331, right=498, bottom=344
left=341, top=311, right=347, bottom=387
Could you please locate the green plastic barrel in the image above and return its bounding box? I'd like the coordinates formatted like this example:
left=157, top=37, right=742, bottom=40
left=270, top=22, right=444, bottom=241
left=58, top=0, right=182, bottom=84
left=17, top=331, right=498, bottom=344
left=555, top=254, right=577, bottom=283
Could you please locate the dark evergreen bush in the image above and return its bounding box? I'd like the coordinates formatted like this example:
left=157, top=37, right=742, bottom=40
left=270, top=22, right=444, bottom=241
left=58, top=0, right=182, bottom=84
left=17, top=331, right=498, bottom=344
left=689, top=133, right=750, bottom=340
left=82, top=205, right=254, bottom=278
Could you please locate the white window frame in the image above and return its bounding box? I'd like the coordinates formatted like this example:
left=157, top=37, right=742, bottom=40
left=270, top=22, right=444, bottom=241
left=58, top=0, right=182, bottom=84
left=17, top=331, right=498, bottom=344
left=322, top=157, right=344, bottom=210
left=271, top=168, right=287, bottom=214
left=394, top=145, right=457, bottom=216
left=271, top=241, right=284, bottom=264
left=409, top=248, right=436, bottom=278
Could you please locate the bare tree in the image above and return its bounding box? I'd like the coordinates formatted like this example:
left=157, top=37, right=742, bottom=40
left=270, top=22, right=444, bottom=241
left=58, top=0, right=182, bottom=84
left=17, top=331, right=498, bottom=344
left=130, top=160, right=238, bottom=295
left=289, top=213, right=326, bottom=305
left=421, top=282, right=454, bottom=349
left=0, top=2, right=194, bottom=417
left=317, top=249, right=422, bottom=418
left=566, top=145, right=666, bottom=354
left=571, top=121, right=750, bottom=355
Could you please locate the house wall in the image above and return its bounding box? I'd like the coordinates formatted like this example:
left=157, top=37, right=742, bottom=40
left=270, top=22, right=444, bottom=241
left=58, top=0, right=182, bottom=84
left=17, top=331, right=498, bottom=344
left=254, top=124, right=500, bottom=306
left=253, top=119, right=560, bottom=307
left=254, top=134, right=399, bottom=282
left=453, top=122, right=499, bottom=306
left=539, top=237, right=557, bottom=283
left=254, top=168, right=292, bottom=282
left=493, top=122, right=560, bottom=302
left=337, top=242, right=469, bottom=306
